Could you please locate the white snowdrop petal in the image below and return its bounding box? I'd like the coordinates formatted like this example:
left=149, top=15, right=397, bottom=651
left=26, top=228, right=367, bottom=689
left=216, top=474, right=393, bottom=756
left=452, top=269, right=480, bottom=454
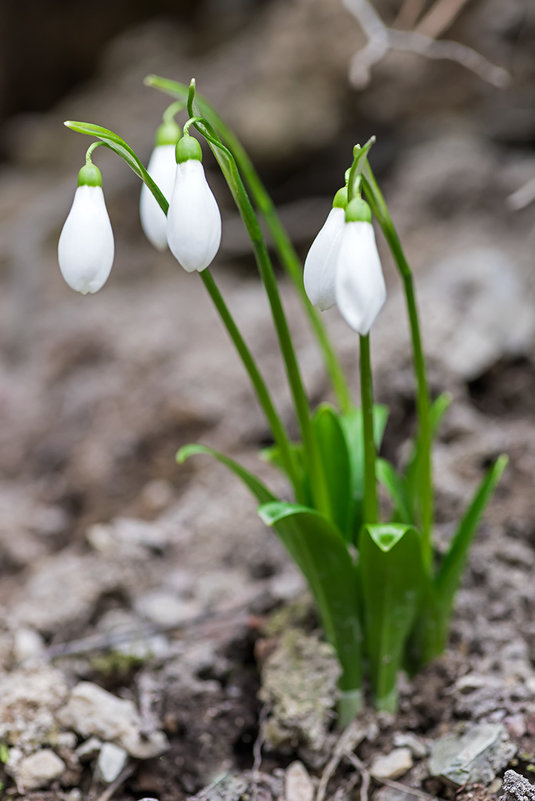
left=303, top=207, right=345, bottom=311
left=58, top=186, right=114, bottom=294
left=335, top=221, right=386, bottom=335
left=140, top=144, right=176, bottom=251
left=166, top=160, right=221, bottom=272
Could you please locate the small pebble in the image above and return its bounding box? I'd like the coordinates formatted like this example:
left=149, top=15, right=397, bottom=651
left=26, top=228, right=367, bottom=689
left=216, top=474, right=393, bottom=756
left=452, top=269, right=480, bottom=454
left=97, top=742, right=128, bottom=783
left=370, top=747, right=413, bottom=780
left=17, top=749, right=66, bottom=790
left=285, top=760, right=314, bottom=801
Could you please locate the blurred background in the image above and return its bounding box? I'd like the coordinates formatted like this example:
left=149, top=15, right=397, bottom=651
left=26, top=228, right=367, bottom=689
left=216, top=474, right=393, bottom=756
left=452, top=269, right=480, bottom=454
left=0, top=0, right=534, bottom=594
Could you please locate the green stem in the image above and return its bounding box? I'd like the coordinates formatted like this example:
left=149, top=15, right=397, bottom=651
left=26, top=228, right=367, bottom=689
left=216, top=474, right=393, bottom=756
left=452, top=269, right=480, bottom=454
left=362, top=165, right=432, bottom=558
left=199, top=271, right=302, bottom=499
left=144, top=75, right=352, bottom=413
left=359, top=335, right=378, bottom=524
left=183, top=112, right=330, bottom=516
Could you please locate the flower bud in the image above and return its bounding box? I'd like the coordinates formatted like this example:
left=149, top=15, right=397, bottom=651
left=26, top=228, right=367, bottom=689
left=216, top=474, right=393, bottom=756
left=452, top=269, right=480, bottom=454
left=303, top=188, right=347, bottom=311
left=140, top=121, right=181, bottom=251
left=335, top=216, right=385, bottom=335
left=58, top=164, right=114, bottom=294
left=166, top=136, right=221, bottom=272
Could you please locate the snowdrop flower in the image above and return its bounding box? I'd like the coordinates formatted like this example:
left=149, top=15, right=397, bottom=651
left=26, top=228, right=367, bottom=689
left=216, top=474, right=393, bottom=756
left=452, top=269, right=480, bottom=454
left=304, top=187, right=347, bottom=311
left=305, top=193, right=386, bottom=335
left=335, top=198, right=386, bottom=335
left=140, top=120, right=181, bottom=250
left=58, top=163, right=114, bottom=294
left=166, top=135, right=221, bottom=272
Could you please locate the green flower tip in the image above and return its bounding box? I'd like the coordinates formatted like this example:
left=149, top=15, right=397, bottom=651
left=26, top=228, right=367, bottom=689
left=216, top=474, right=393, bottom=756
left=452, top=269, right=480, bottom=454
left=333, top=187, right=348, bottom=209
left=345, top=197, right=372, bottom=223
left=77, top=163, right=102, bottom=187
left=155, top=120, right=182, bottom=147
left=175, top=135, right=202, bottom=164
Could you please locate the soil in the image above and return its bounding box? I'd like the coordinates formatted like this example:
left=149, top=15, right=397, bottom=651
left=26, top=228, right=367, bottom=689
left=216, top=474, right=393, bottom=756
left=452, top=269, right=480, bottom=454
left=1, top=2, right=535, bottom=800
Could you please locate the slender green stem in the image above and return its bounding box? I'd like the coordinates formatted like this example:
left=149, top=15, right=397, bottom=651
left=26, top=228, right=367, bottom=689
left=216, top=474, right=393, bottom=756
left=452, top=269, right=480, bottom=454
left=200, top=271, right=302, bottom=500
left=85, top=141, right=105, bottom=164
left=144, top=75, right=352, bottom=413
left=362, top=164, right=432, bottom=558
left=359, top=335, right=378, bottom=524
left=183, top=112, right=330, bottom=516
left=162, top=100, right=184, bottom=124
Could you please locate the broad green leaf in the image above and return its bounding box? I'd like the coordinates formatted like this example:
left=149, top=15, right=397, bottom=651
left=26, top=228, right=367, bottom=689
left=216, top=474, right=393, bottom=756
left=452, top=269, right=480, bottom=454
left=259, top=501, right=362, bottom=693
left=312, top=404, right=352, bottom=538
left=435, top=454, right=508, bottom=623
left=376, top=458, right=413, bottom=523
left=360, top=524, right=425, bottom=711
left=177, top=444, right=275, bottom=505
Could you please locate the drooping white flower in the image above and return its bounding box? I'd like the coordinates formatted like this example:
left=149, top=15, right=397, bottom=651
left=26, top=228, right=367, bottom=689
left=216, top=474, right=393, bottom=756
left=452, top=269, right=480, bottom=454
left=304, top=192, right=386, bottom=335
left=335, top=216, right=386, bottom=335
left=140, top=121, right=181, bottom=251
left=58, top=164, right=114, bottom=295
left=303, top=188, right=347, bottom=311
left=166, top=135, right=221, bottom=272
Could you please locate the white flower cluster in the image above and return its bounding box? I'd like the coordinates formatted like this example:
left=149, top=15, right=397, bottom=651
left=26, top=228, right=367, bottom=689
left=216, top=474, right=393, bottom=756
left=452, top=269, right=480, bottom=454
left=58, top=131, right=221, bottom=294
left=58, top=131, right=385, bottom=335
left=304, top=190, right=386, bottom=335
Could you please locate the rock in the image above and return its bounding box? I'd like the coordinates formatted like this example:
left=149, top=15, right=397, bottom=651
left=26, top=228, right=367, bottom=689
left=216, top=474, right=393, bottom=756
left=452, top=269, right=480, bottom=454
left=285, top=761, right=314, bottom=801
left=429, top=724, right=516, bottom=786
left=393, top=732, right=428, bottom=759
left=97, top=742, right=128, bottom=784
left=258, top=628, right=340, bottom=762
left=0, top=666, right=68, bottom=750
left=375, top=787, right=418, bottom=801
left=58, top=682, right=168, bottom=759
left=370, top=747, right=414, bottom=780
left=16, top=749, right=66, bottom=790
left=134, top=589, right=199, bottom=628
left=13, top=627, right=45, bottom=663
left=75, top=737, right=102, bottom=762
left=500, top=770, right=535, bottom=801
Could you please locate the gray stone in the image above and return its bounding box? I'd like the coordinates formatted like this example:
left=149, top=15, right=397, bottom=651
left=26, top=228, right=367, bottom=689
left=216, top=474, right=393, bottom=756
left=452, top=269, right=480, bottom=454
left=58, top=682, right=168, bottom=759
left=97, top=742, right=128, bottom=784
left=285, top=761, right=314, bottom=801
left=500, top=770, right=535, bottom=801
left=258, top=628, right=340, bottom=761
left=16, top=749, right=66, bottom=790
left=429, top=723, right=516, bottom=786
left=370, top=747, right=414, bottom=780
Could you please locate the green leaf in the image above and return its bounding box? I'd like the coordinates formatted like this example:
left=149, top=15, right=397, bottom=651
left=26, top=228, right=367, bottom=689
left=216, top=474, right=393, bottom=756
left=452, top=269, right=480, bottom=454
left=177, top=444, right=276, bottom=505
left=259, top=501, right=362, bottom=694
left=340, top=405, right=388, bottom=499
left=312, top=404, right=352, bottom=538
left=405, top=392, right=452, bottom=521
left=376, top=458, right=413, bottom=523
left=64, top=121, right=168, bottom=214
left=435, top=454, right=508, bottom=624
left=406, top=454, right=508, bottom=671
left=360, top=523, right=425, bottom=711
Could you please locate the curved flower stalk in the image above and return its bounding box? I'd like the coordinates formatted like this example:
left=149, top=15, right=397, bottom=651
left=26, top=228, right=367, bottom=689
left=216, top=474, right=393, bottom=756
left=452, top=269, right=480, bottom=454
left=58, top=162, right=114, bottom=294
left=140, top=119, right=181, bottom=250
left=167, top=134, right=221, bottom=272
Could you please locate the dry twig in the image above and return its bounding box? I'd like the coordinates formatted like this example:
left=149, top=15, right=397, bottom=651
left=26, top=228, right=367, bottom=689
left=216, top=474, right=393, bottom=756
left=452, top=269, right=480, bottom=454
left=343, top=0, right=509, bottom=89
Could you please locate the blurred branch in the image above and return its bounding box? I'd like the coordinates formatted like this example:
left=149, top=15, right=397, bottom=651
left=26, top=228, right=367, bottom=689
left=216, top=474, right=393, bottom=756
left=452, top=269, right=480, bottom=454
left=415, top=0, right=472, bottom=38
left=507, top=175, right=535, bottom=211
left=343, top=0, right=510, bottom=89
